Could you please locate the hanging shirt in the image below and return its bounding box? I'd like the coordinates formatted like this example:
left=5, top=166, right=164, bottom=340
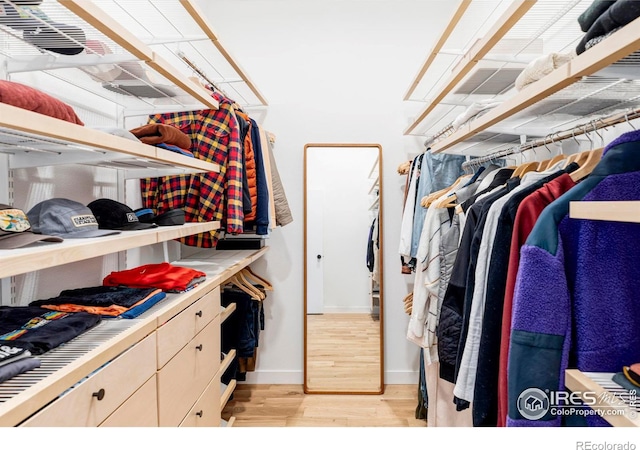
left=398, top=155, right=422, bottom=257
left=507, top=131, right=640, bottom=427
left=454, top=166, right=572, bottom=412
left=140, top=91, right=244, bottom=247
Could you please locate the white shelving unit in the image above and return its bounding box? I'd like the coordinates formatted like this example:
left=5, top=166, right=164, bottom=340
left=0, top=0, right=270, bottom=428
left=0, top=247, right=269, bottom=427
left=404, top=0, right=640, bottom=159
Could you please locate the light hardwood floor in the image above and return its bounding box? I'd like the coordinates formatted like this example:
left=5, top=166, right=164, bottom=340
left=222, top=384, right=427, bottom=427
left=306, top=313, right=381, bottom=393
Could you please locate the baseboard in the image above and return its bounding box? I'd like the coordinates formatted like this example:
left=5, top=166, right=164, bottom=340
left=237, top=370, right=419, bottom=385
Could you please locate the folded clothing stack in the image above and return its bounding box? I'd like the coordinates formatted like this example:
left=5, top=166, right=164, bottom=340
left=514, top=52, right=575, bottom=92
left=0, top=80, right=84, bottom=125
left=129, top=123, right=194, bottom=157
left=451, top=99, right=502, bottom=131
left=576, top=0, right=640, bottom=54
left=0, top=306, right=101, bottom=355
left=30, top=286, right=167, bottom=319
left=0, top=344, right=40, bottom=384
left=103, top=262, right=207, bottom=293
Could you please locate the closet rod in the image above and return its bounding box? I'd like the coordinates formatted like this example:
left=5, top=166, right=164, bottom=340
left=461, top=107, right=640, bottom=171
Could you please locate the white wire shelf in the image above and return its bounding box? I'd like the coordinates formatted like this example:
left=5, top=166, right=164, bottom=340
left=0, top=0, right=220, bottom=118
left=429, top=15, right=640, bottom=155
left=403, top=0, right=640, bottom=157
left=85, top=0, right=267, bottom=108
left=0, top=102, right=220, bottom=176
left=406, top=0, right=592, bottom=134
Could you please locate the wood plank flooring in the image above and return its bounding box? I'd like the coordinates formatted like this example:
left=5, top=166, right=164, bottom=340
left=306, top=313, right=381, bottom=392
left=222, top=384, right=427, bottom=427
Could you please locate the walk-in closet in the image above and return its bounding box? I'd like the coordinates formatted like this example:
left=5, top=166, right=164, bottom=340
left=1, top=0, right=639, bottom=446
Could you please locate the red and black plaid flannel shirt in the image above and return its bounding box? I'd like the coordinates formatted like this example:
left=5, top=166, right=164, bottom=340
left=140, top=92, right=244, bottom=247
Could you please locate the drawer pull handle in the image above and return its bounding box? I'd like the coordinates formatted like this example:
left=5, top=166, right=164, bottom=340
left=92, top=389, right=105, bottom=401
left=195, top=311, right=203, bottom=317
left=196, top=344, right=203, bottom=351
left=196, top=410, right=203, bottom=418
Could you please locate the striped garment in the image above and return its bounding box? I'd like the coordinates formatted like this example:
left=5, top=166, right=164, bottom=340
left=140, top=92, right=244, bottom=247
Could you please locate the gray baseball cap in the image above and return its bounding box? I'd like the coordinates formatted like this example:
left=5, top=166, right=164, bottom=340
left=27, top=198, right=121, bottom=239
left=0, top=204, right=63, bottom=249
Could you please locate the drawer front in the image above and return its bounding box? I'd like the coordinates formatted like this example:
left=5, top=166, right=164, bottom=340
left=157, top=316, right=221, bottom=427
left=22, top=332, right=157, bottom=427
left=179, top=372, right=221, bottom=427
left=157, top=287, right=219, bottom=369
left=99, top=375, right=158, bottom=427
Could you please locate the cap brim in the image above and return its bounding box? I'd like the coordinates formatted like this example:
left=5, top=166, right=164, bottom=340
left=59, top=229, right=121, bottom=239
left=0, top=232, right=63, bottom=250
left=116, top=222, right=158, bottom=231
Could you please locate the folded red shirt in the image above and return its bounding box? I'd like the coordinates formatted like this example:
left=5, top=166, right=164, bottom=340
left=102, top=263, right=206, bottom=293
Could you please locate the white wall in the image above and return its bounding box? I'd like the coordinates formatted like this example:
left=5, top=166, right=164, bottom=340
left=201, top=0, right=459, bottom=384
left=307, top=146, right=377, bottom=313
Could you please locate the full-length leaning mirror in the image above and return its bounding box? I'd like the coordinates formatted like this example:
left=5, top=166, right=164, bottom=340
left=304, top=143, right=384, bottom=394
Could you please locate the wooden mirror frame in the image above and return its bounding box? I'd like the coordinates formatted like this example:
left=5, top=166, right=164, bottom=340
left=303, top=143, right=385, bottom=395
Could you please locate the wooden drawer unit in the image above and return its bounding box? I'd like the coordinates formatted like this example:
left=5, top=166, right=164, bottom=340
left=100, top=375, right=158, bottom=427
left=179, top=373, right=221, bottom=427
left=157, top=315, right=221, bottom=426
left=157, top=286, right=220, bottom=369
left=21, top=332, right=157, bottom=427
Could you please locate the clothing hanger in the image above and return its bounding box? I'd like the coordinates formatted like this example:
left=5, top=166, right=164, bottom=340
left=226, top=274, right=264, bottom=300
left=421, top=175, right=468, bottom=208
left=236, top=271, right=266, bottom=300
left=570, top=147, right=603, bottom=182
left=242, top=267, right=273, bottom=291
left=511, top=160, right=539, bottom=179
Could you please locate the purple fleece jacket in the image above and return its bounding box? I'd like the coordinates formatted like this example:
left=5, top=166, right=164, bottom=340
left=507, top=130, right=640, bottom=427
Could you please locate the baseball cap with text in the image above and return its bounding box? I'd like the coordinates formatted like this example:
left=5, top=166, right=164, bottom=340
left=27, top=198, right=120, bottom=239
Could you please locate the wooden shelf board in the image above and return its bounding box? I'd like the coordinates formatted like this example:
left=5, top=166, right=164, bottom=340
left=0, top=222, right=220, bottom=279
left=58, top=0, right=219, bottom=111
left=221, top=416, right=236, bottom=427
left=570, top=201, right=640, bottom=223
left=219, top=349, right=237, bottom=377
left=404, top=0, right=536, bottom=135
left=403, top=0, right=473, bottom=100
left=566, top=370, right=640, bottom=427
left=0, top=103, right=219, bottom=173
left=154, top=248, right=269, bottom=325
left=220, top=303, right=237, bottom=325
left=179, top=247, right=270, bottom=287
left=220, top=379, right=237, bottom=410
left=430, top=14, right=640, bottom=153
left=179, top=0, right=268, bottom=106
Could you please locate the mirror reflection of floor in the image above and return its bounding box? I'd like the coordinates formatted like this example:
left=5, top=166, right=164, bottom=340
left=306, top=313, right=381, bottom=392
